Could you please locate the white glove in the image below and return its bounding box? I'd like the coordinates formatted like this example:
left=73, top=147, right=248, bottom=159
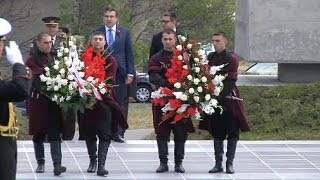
left=5, top=41, right=24, bottom=65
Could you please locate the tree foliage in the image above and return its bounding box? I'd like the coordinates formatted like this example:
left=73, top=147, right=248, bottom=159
left=59, top=0, right=237, bottom=70
left=173, top=0, right=236, bottom=46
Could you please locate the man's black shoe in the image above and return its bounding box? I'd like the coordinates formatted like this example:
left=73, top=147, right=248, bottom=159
left=174, top=163, right=185, bottom=173
left=112, top=135, right=124, bottom=143
left=156, top=162, right=168, bottom=173
left=35, top=163, right=45, bottom=173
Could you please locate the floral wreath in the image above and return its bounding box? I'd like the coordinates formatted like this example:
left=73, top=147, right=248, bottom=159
left=151, top=35, right=226, bottom=124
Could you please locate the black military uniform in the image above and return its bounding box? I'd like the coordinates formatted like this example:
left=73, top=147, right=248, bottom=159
left=148, top=49, right=195, bottom=173
left=0, top=21, right=32, bottom=179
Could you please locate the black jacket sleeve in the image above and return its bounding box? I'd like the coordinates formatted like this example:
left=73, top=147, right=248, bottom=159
left=0, top=63, right=32, bottom=102
left=149, top=72, right=171, bottom=88
left=219, top=80, right=236, bottom=98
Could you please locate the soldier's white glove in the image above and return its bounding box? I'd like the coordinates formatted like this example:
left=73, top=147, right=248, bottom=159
left=5, top=41, right=24, bottom=65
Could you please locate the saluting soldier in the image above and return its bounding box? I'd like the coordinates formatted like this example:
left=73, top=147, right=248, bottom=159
left=0, top=18, right=32, bottom=180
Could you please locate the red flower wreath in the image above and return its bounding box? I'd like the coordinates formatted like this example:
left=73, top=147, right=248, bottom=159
left=82, top=45, right=107, bottom=84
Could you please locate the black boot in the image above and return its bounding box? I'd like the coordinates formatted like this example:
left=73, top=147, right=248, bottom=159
left=174, top=141, right=185, bottom=173
left=97, top=140, right=110, bottom=176
left=209, top=139, right=224, bottom=173
left=33, top=142, right=45, bottom=173
left=156, top=139, right=168, bottom=173
left=86, top=140, right=97, bottom=173
left=226, top=138, right=237, bottom=174
left=50, top=141, right=67, bottom=176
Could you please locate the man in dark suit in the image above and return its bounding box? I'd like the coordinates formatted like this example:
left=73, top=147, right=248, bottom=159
left=149, top=12, right=180, bottom=59
left=97, top=6, right=135, bottom=143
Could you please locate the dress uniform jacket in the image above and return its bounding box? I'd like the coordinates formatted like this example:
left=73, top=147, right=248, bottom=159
left=199, top=50, right=250, bottom=133
left=78, top=54, right=128, bottom=139
left=148, top=50, right=195, bottom=134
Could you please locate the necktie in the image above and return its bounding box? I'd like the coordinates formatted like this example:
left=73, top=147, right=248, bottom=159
left=108, top=29, right=114, bottom=50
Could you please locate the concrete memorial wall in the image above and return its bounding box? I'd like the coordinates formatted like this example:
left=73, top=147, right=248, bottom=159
left=235, top=0, right=320, bottom=82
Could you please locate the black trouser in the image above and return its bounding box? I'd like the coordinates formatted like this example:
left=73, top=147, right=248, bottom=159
left=61, top=108, right=77, bottom=140
left=33, top=101, right=63, bottom=165
left=0, top=136, right=17, bottom=180
left=211, top=110, right=240, bottom=141
left=85, top=104, right=112, bottom=159
left=156, top=123, right=188, bottom=163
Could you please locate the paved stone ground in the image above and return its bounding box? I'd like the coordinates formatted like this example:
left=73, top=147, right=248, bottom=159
left=16, top=140, right=320, bottom=180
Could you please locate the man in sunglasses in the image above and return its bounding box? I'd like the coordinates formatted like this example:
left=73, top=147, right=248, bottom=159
left=149, top=12, right=181, bottom=59
left=0, top=17, right=32, bottom=180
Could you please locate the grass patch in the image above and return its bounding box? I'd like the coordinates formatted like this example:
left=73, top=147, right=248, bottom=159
left=16, top=108, right=32, bottom=140
left=127, top=103, right=153, bottom=129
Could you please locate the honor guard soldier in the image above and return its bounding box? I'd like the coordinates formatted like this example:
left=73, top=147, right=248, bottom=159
left=0, top=17, right=32, bottom=180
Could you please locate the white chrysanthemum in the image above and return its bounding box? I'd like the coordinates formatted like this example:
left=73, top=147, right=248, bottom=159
left=193, top=78, right=200, bottom=85
left=64, top=48, right=69, bottom=53
left=201, top=76, right=207, bottom=83
left=187, top=75, right=193, bottom=80
left=66, top=96, right=71, bottom=101
left=54, top=60, right=59, bottom=65
left=60, top=79, right=68, bottom=86
left=67, top=75, right=74, bottom=81
left=69, top=41, right=74, bottom=47
left=56, top=74, right=61, bottom=80
left=39, top=74, right=47, bottom=82
left=187, top=44, right=192, bottom=49
left=194, top=96, right=200, bottom=103
left=59, top=68, right=65, bottom=75
left=45, top=71, right=50, bottom=76
left=178, top=55, right=183, bottom=60
left=68, top=84, right=74, bottom=91
left=53, top=86, right=59, bottom=91
left=57, top=52, right=63, bottom=57
left=197, top=86, right=203, bottom=92
left=174, top=82, right=181, bottom=89
left=205, top=94, right=211, bottom=101
left=64, top=57, right=69, bottom=61
left=195, top=67, right=200, bottom=73
left=176, top=45, right=182, bottom=51
left=188, top=88, right=195, bottom=94
left=44, top=67, right=50, bottom=72
left=194, top=57, right=199, bottom=62
left=183, top=65, right=188, bottom=69
left=65, top=60, right=72, bottom=67
left=53, top=64, right=59, bottom=70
